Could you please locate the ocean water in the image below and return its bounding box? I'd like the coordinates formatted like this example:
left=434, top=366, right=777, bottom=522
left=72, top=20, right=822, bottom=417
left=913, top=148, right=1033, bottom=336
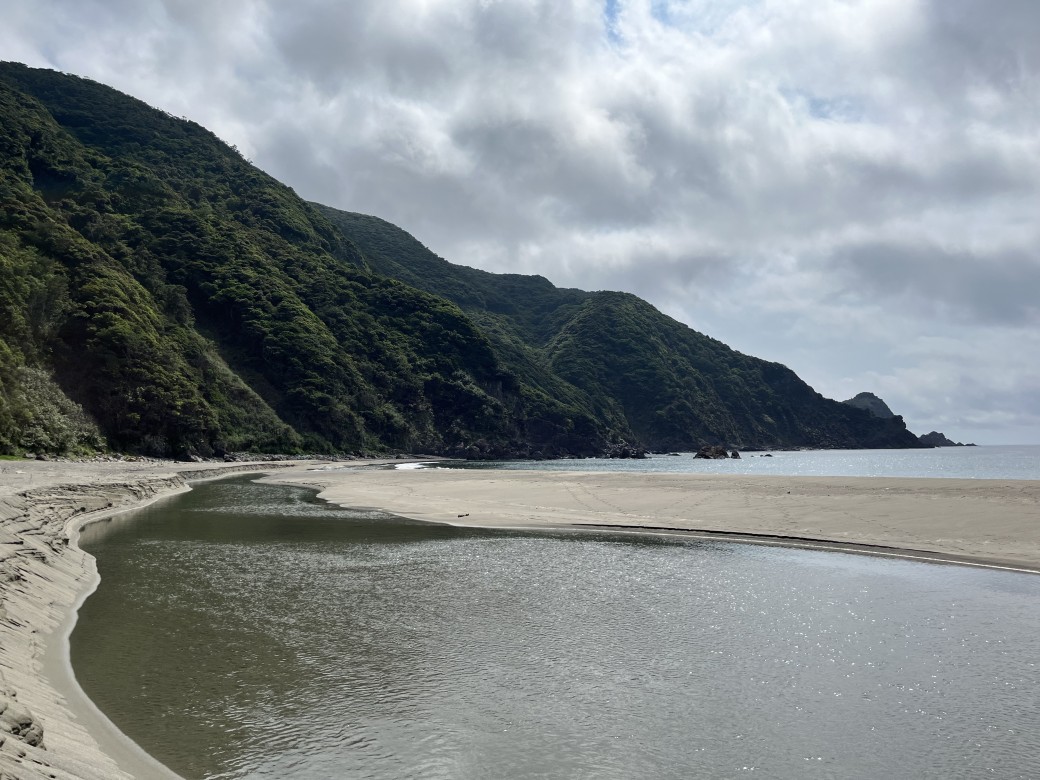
left=416, top=445, right=1040, bottom=480
left=73, top=476, right=1040, bottom=780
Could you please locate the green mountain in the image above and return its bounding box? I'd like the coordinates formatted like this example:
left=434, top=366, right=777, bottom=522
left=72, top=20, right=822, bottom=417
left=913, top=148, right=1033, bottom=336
left=318, top=209, right=922, bottom=451
left=0, top=62, right=921, bottom=458
left=0, top=62, right=554, bottom=457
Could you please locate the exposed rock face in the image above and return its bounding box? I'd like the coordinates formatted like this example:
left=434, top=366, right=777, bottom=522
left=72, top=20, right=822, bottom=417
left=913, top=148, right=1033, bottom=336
left=919, top=431, right=975, bottom=447
left=695, top=445, right=731, bottom=459
left=843, top=392, right=896, bottom=419
left=605, top=444, right=648, bottom=459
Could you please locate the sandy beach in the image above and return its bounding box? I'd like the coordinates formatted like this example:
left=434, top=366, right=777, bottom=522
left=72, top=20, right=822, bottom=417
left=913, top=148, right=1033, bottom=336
left=0, top=458, right=332, bottom=780
left=266, top=466, right=1040, bottom=572
left=1, top=458, right=1038, bottom=779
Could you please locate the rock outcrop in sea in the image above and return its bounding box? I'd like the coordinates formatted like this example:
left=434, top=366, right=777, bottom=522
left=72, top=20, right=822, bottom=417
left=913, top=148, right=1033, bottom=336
left=919, top=431, right=975, bottom=447
left=694, top=445, right=740, bottom=460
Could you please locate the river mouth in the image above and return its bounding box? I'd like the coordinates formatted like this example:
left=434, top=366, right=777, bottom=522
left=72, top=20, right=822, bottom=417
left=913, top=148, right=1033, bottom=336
left=74, top=475, right=1040, bottom=779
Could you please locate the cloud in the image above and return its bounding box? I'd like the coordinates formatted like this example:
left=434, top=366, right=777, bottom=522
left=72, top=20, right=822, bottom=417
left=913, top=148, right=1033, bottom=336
left=3, top=0, right=1039, bottom=442
left=834, top=242, right=1040, bottom=327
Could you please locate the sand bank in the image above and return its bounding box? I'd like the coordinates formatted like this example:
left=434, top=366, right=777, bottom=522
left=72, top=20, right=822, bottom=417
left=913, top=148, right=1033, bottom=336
left=266, top=467, right=1040, bottom=572
left=0, top=458, right=337, bottom=780
left=2, top=459, right=1037, bottom=779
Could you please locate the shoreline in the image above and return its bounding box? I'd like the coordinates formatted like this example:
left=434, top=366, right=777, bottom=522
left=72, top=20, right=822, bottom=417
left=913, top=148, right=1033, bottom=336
left=1, top=460, right=1038, bottom=779
left=263, top=467, right=1040, bottom=572
left=41, top=486, right=189, bottom=780
left=470, top=522, right=1040, bottom=574
left=0, top=458, right=356, bottom=780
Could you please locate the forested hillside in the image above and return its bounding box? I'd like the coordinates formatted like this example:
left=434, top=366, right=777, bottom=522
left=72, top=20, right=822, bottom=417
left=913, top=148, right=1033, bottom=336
left=319, top=208, right=923, bottom=451
left=0, top=62, right=596, bottom=458
left=0, top=63, right=921, bottom=457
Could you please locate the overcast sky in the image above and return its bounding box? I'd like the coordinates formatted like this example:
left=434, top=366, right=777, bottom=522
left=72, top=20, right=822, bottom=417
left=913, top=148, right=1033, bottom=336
left=4, top=0, right=1039, bottom=444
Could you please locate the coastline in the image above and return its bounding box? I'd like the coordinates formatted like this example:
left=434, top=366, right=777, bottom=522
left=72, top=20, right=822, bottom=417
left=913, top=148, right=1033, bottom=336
left=0, top=458, right=337, bottom=780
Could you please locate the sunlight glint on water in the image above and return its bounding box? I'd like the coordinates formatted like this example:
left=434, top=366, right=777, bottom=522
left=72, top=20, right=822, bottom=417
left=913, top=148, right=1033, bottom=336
left=73, top=476, right=1040, bottom=779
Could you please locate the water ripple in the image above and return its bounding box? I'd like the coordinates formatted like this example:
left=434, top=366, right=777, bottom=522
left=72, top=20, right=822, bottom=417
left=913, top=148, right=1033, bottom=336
left=73, top=477, right=1040, bottom=779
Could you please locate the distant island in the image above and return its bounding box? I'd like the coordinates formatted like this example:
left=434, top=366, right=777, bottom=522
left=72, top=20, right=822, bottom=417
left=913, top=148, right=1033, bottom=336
left=0, top=62, right=924, bottom=459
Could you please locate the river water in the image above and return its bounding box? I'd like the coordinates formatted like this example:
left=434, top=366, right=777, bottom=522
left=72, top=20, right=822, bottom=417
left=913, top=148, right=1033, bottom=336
left=73, top=475, right=1040, bottom=779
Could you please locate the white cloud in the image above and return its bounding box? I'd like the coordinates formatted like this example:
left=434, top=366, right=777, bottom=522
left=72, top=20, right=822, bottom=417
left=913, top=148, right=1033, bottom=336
left=3, top=0, right=1039, bottom=443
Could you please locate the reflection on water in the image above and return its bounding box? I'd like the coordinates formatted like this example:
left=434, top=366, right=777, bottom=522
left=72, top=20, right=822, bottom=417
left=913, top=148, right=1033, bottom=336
left=74, top=476, right=1040, bottom=779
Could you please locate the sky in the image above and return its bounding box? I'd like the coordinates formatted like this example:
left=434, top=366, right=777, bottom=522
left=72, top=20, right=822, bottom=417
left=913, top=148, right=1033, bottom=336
left=3, top=0, right=1039, bottom=444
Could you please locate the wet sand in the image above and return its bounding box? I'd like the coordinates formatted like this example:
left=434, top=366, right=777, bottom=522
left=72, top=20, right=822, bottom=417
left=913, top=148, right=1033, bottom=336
left=266, top=466, right=1040, bottom=572
left=0, top=459, right=334, bottom=780
left=2, top=458, right=1038, bottom=779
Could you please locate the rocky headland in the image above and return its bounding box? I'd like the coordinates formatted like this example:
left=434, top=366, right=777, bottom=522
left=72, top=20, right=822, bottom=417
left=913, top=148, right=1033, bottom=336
left=843, top=393, right=977, bottom=448
left=918, top=431, right=976, bottom=447
left=842, top=392, right=896, bottom=419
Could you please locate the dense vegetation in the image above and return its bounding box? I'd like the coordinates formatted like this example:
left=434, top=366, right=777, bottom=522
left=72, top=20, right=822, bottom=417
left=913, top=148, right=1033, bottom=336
left=0, top=63, right=543, bottom=457
left=0, top=63, right=921, bottom=457
left=320, top=208, right=923, bottom=451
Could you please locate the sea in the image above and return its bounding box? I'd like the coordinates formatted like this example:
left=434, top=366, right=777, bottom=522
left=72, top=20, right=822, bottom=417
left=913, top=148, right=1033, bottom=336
left=72, top=447, right=1040, bottom=780
left=411, top=444, right=1040, bottom=480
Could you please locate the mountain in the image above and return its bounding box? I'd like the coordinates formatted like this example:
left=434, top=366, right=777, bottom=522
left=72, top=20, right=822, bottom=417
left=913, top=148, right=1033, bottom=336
left=0, top=62, right=555, bottom=458
left=317, top=208, right=923, bottom=451
left=0, top=62, right=922, bottom=457
left=843, top=392, right=896, bottom=419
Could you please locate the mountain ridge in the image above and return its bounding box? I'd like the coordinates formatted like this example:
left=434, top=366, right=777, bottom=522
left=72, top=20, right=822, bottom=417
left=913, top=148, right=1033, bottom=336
left=0, top=62, right=922, bottom=457
left=317, top=207, right=923, bottom=451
